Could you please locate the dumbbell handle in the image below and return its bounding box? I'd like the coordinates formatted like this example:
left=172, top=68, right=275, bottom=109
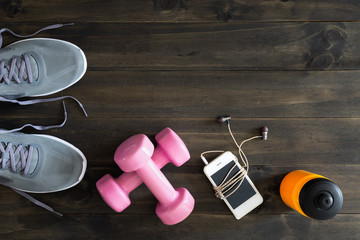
left=115, top=147, right=169, bottom=194
left=136, top=157, right=177, bottom=204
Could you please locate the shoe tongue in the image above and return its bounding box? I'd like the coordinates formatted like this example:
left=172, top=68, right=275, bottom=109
left=26, top=146, right=39, bottom=175
left=28, top=55, right=39, bottom=81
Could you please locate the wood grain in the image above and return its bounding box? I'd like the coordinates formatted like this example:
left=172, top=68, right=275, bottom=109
left=0, top=213, right=359, bottom=240
left=1, top=0, right=360, bottom=239
left=1, top=70, right=360, bottom=119
left=0, top=165, right=358, bottom=215
left=1, top=22, right=359, bottom=70
left=1, top=117, right=360, bottom=166
left=1, top=0, right=360, bottom=23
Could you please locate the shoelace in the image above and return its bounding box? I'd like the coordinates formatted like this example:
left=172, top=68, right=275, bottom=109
left=0, top=95, right=87, bottom=216
left=0, top=23, right=82, bottom=217
left=0, top=142, right=34, bottom=174
left=0, top=96, right=88, bottom=134
left=0, top=95, right=86, bottom=217
left=0, top=138, right=63, bottom=216
left=0, top=23, right=73, bottom=49
left=12, top=188, right=63, bottom=216
left=0, top=24, right=73, bottom=85
left=0, top=54, right=33, bottom=84
left=0, top=23, right=87, bottom=133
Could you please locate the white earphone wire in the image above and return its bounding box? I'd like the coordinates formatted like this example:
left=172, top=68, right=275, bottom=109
left=201, top=119, right=263, bottom=200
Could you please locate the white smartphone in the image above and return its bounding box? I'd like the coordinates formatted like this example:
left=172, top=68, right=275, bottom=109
left=203, top=151, right=263, bottom=220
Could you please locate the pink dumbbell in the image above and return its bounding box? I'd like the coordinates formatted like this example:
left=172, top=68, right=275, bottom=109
left=96, top=128, right=194, bottom=224
left=114, top=133, right=194, bottom=225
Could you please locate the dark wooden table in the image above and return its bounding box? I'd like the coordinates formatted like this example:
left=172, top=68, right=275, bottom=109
left=1, top=1, right=359, bottom=239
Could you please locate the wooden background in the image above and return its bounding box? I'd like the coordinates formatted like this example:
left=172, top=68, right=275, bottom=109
left=1, top=0, right=360, bottom=239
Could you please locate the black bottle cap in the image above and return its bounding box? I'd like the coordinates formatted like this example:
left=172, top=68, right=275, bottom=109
left=299, top=178, right=343, bottom=220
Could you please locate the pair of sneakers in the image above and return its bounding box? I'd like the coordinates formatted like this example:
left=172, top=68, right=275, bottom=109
left=0, top=24, right=87, bottom=213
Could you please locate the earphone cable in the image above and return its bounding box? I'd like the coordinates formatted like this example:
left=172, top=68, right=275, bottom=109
left=201, top=119, right=263, bottom=200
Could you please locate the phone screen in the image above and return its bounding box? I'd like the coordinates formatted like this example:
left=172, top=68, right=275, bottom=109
left=210, top=161, right=256, bottom=209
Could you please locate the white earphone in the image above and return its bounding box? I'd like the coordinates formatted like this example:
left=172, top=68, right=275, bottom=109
left=201, top=116, right=269, bottom=199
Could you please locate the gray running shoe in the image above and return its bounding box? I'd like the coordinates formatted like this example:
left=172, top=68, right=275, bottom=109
left=0, top=38, right=87, bottom=99
left=0, top=132, right=87, bottom=193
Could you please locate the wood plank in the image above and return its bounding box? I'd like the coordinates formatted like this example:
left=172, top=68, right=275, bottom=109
left=0, top=22, right=357, bottom=71
left=1, top=117, right=360, bottom=166
left=1, top=0, right=359, bottom=239
left=1, top=117, right=360, bottom=165
left=2, top=0, right=360, bottom=23
left=1, top=70, right=360, bottom=119
left=0, top=165, right=358, bottom=215
left=72, top=70, right=360, bottom=117
left=2, top=22, right=358, bottom=71
left=0, top=213, right=359, bottom=240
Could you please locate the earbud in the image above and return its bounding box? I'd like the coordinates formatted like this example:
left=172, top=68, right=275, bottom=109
left=217, top=116, right=268, bottom=140
left=261, top=126, right=269, bottom=140
left=217, top=116, right=231, bottom=123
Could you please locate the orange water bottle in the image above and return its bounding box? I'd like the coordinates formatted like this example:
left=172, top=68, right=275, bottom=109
left=280, top=170, right=343, bottom=220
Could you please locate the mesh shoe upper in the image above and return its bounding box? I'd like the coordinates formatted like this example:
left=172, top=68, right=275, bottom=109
left=0, top=24, right=87, bottom=215
left=0, top=132, right=87, bottom=193
left=0, top=38, right=87, bottom=99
